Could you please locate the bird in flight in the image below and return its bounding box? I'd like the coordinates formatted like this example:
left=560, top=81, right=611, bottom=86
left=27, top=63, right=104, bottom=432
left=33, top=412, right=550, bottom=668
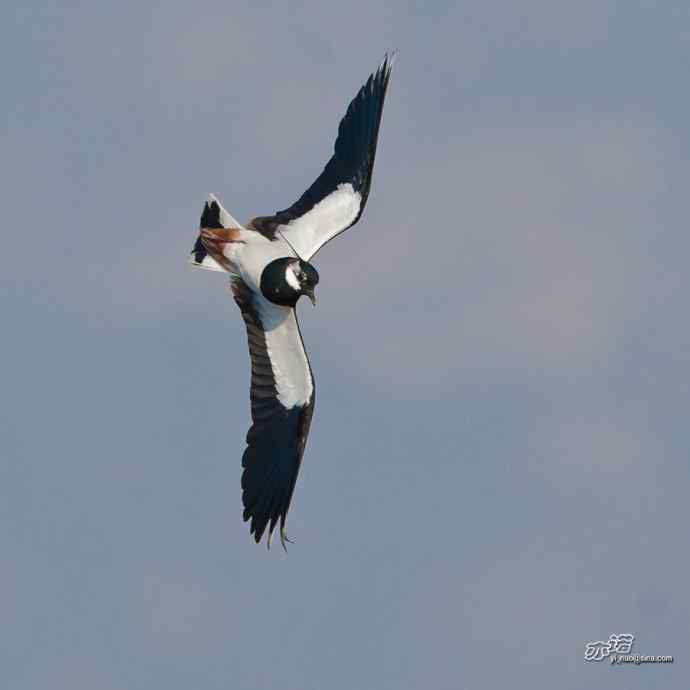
left=190, top=53, right=395, bottom=549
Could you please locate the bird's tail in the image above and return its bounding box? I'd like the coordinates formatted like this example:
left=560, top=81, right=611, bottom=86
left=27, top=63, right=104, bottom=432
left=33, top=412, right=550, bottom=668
left=189, top=194, right=244, bottom=272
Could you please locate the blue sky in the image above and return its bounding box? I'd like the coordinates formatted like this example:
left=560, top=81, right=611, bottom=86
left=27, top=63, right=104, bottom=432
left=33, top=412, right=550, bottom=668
left=2, top=1, right=689, bottom=688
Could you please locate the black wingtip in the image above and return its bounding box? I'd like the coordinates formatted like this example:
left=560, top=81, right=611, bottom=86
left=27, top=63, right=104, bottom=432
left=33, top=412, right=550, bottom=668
left=374, top=51, right=396, bottom=86
left=239, top=406, right=313, bottom=549
left=381, top=50, right=397, bottom=71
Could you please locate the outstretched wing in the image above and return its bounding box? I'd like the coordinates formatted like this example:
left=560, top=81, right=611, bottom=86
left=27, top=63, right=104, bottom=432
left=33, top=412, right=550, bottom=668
left=231, top=278, right=315, bottom=549
left=250, top=52, right=395, bottom=260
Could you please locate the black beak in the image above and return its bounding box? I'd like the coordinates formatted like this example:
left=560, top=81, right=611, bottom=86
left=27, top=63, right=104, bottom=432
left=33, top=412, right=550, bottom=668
left=305, top=288, right=317, bottom=306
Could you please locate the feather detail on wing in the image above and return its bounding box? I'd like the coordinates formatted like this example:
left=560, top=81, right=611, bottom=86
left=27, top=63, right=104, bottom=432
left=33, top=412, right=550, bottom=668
left=231, top=278, right=315, bottom=549
left=250, top=52, right=395, bottom=260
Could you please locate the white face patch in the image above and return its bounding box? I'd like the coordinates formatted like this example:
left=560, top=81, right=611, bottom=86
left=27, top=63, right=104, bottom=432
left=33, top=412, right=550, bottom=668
left=285, top=263, right=301, bottom=291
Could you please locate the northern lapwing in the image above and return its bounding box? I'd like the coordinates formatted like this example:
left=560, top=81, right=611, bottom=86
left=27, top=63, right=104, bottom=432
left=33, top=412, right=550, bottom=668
left=190, top=53, right=395, bottom=549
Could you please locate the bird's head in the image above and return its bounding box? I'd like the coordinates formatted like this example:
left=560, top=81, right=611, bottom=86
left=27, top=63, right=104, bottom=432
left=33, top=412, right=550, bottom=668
left=260, top=257, right=319, bottom=307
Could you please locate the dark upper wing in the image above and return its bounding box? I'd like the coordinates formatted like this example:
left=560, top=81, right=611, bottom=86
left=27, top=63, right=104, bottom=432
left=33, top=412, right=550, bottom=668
left=231, top=278, right=315, bottom=549
left=250, top=52, right=395, bottom=260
